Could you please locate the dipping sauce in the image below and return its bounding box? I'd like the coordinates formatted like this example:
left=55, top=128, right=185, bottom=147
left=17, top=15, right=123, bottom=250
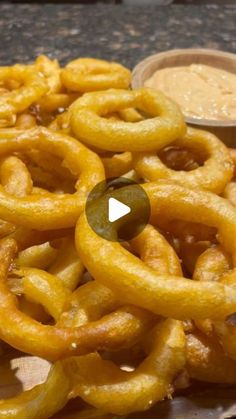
left=144, top=64, right=236, bottom=121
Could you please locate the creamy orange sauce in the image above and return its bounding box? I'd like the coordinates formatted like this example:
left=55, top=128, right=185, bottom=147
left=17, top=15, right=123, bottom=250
left=144, top=64, right=236, bottom=121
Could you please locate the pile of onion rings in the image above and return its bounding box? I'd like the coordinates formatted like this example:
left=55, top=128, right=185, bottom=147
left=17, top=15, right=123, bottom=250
left=0, top=55, right=236, bottom=418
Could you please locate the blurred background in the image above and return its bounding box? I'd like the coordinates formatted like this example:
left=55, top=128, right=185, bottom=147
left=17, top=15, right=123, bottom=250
left=1, top=0, right=235, bottom=68
left=4, top=0, right=236, bottom=4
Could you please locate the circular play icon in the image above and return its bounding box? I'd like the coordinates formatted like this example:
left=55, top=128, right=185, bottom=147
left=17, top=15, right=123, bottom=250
left=85, top=177, right=150, bottom=242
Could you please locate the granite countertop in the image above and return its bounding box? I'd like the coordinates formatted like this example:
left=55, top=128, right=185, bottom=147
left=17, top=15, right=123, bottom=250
left=0, top=3, right=236, bottom=69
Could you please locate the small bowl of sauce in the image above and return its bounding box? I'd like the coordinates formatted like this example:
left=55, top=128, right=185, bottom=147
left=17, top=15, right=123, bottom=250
left=132, top=49, right=236, bottom=146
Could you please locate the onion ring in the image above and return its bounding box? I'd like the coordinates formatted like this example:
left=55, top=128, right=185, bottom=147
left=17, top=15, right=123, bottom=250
left=223, top=181, right=236, bottom=207
left=0, top=361, right=70, bottom=418
left=0, top=156, right=33, bottom=198
left=60, top=223, right=181, bottom=329
left=68, top=319, right=186, bottom=415
left=15, top=113, right=37, bottom=130
left=61, top=58, right=131, bottom=92
left=193, top=245, right=232, bottom=283
left=76, top=182, right=236, bottom=320
left=0, top=222, right=180, bottom=359
left=16, top=241, right=58, bottom=270
left=102, top=151, right=133, bottom=178
left=35, top=55, right=61, bottom=94
left=0, top=65, right=47, bottom=125
left=0, top=238, right=153, bottom=360
left=70, top=88, right=186, bottom=152
left=49, top=236, right=84, bottom=291
left=134, top=127, right=234, bottom=193
left=186, top=332, right=236, bottom=383
left=0, top=127, right=104, bottom=229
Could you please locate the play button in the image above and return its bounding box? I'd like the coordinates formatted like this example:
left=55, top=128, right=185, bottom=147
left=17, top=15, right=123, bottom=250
left=85, top=177, right=150, bottom=242
left=108, top=198, right=131, bottom=223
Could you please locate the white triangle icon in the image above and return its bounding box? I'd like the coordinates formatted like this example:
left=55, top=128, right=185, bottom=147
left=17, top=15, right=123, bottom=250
left=108, top=197, right=131, bottom=223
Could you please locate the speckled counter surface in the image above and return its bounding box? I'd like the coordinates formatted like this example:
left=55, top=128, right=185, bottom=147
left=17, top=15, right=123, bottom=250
left=0, top=3, right=236, bottom=69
